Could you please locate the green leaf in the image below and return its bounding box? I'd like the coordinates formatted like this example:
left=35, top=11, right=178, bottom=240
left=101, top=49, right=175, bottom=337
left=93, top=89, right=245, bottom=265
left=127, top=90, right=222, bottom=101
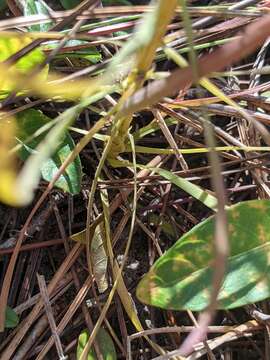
left=0, top=0, right=6, bottom=11
left=55, top=43, right=102, bottom=65
left=148, top=213, right=177, bottom=239
left=16, top=109, right=82, bottom=195
left=44, top=40, right=102, bottom=65
left=133, top=117, right=177, bottom=141
left=24, top=0, right=53, bottom=32
left=153, top=168, right=217, bottom=210
left=60, top=0, right=80, bottom=9
left=136, top=200, right=270, bottom=311
left=103, top=0, right=131, bottom=4
left=5, top=306, right=19, bottom=328
left=77, top=328, right=117, bottom=360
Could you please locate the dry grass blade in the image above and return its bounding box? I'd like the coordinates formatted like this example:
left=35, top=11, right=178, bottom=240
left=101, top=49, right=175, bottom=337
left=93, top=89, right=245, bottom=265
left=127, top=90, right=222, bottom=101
left=0, top=244, right=83, bottom=359
left=36, top=275, right=93, bottom=360
left=36, top=274, right=67, bottom=360
left=0, top=116, right=106, bottom=346
left=152, top=109, right=188, bottom=170
left=119, top=14, right=270, bottom=117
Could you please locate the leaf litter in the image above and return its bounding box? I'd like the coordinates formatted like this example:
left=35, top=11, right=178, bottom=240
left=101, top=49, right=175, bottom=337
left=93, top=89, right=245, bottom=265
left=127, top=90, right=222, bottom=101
left=1, top=1, right=270, bottom=359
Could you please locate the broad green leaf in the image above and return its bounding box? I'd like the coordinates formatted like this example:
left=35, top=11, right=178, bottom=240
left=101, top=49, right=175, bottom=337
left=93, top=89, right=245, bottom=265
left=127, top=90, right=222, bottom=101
left=16, top=109, right=82, bottom=195
left=136, top=200, right=270, bottom=310
left=1, top=92, right=108, bottom=206
left=77, top=328, right=116, bottom=360
left=0, top=36, right=48, bottom=98
left=5, top=306, right=19, bottom=328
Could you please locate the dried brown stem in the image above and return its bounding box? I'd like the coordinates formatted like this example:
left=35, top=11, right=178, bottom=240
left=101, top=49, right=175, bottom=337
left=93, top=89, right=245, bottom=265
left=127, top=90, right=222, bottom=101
left=119, top=14, right=270, bottom=118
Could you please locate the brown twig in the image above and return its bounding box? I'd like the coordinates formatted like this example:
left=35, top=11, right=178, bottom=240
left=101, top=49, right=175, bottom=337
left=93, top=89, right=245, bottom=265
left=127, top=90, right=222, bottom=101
left=151, top=320, right=262, bottom=360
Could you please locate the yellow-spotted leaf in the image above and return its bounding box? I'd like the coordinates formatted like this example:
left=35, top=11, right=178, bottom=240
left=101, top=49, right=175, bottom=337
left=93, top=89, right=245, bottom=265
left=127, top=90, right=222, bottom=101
left=137, top=200, right=270, bottom=311
left=77, top=328, right=116, bottom=360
